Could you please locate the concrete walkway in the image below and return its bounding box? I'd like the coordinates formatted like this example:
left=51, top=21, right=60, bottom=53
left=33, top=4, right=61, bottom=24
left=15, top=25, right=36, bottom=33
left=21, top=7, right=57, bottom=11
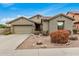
left=0, top=34, right=79, bottom=56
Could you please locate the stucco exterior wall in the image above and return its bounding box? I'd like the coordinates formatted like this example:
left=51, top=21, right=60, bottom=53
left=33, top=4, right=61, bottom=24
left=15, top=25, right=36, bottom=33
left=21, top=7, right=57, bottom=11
left=42, top=21, right=49, bottom=32
left=49, top=16, right=73, bottom=34
left=30, top=16, right=42, bottom=24
left=10, top=18, right=34, bottom=25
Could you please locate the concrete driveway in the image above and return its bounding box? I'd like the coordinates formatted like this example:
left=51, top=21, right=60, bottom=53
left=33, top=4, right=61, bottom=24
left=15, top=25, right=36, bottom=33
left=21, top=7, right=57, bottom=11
left=0, top=34, right=33, bottom=56
left=0, top=34, right=79, bottom=56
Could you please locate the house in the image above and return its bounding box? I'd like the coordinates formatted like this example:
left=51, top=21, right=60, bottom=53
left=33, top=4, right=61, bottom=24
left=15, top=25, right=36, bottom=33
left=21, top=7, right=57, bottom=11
left=66, top=12, right=79, bottom=33
left=6, top=14, right=74, bottom=34
left=74, top=22, right=79, bottom=29
left=66, top=12, right=79, bottom=21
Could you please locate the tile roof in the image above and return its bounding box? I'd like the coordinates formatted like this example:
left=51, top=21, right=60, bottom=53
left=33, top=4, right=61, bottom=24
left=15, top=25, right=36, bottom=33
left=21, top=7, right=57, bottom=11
left=43, top=14, right=74, bottom=21
left=6, top=16, right=36, bottom=24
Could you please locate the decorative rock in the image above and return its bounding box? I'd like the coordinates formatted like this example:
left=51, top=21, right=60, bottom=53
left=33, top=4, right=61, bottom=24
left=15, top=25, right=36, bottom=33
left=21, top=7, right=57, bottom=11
left=36, top=40, right=43, bottom=45
left=33, top=43, right=36, bottom=47
left=40, top=44, right=47, bottom=48
left=69, top=35, right=78, bottom=40
left=66, top=42, right=70, bottom=46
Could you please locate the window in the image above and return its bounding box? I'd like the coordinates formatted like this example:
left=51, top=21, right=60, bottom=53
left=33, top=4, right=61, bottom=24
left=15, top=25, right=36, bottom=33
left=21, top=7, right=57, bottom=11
left=57, top=21, right=64, bottom=30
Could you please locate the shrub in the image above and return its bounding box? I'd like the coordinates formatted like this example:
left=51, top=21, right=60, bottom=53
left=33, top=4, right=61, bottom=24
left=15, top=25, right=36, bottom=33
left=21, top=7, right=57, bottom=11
left=50, top=30, right=70, bottom=44
left=73, top=29, right=77, bottom=34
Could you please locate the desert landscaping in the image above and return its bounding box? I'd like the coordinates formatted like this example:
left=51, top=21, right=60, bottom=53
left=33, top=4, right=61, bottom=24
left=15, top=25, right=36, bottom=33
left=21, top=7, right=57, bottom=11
left=16, top=33, right=79, bottom=49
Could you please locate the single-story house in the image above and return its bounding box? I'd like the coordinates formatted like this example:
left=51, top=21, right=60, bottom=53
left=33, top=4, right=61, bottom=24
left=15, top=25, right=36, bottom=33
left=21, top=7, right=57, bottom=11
left=6, top=14, right=74, bottom=34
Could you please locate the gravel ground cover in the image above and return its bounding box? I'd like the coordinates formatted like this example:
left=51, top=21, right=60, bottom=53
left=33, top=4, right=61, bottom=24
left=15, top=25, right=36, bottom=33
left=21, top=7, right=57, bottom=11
left=17, top=34, right=79, bottom=49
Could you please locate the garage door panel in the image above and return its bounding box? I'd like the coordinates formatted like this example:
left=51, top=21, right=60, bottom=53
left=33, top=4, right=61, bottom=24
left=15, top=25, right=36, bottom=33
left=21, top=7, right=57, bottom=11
left=14, top=25, right=33, bottom=34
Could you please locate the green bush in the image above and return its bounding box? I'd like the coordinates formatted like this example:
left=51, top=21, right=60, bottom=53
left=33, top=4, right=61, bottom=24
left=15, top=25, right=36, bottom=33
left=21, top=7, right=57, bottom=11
left=73, top=29, right=77, bottom=34
left=0, top=24, right=7, bottom=28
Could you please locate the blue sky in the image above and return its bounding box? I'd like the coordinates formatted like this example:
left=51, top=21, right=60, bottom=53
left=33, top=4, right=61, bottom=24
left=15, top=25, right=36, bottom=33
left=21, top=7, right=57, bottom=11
left=0, top=3, right=79, bottom=23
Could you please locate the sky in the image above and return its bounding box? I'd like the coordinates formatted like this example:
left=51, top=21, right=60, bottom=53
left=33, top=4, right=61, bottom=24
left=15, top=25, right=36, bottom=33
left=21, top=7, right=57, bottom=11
left=0, top=3, right=79, bottom=23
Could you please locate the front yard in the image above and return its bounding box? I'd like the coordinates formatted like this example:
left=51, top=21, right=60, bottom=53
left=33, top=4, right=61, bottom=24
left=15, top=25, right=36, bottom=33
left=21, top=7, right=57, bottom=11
left=0, top=34, right=79, bottom=55
left=16, top=34, right=79, bottom=49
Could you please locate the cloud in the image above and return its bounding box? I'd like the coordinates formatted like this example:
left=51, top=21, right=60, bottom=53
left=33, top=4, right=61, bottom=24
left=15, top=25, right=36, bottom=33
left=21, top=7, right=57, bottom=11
left=36, top=4, right=69, bottom=15
left=0, top=17, right=15, bottom=24
left=0, top=15, right=28, bottom=24
left=0, top=3, right=14, bottom=7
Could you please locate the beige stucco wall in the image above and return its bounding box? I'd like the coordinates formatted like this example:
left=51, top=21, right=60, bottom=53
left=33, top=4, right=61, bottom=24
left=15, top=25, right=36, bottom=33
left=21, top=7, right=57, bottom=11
left=42, top=21, right=49, bottom=32
left=30, top=16, right=42, bottom=24
left=10, top=18, right=34, bottom=25
left=49, top=16, right=73, bottom=34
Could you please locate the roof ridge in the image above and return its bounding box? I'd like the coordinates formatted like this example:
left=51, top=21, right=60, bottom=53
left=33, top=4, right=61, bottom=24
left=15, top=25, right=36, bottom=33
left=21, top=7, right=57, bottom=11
left=6, top=16, right=36, bottom=24
left=29, top=14, right=44, bottom=19
left=43, top=13, right=75, bottom=21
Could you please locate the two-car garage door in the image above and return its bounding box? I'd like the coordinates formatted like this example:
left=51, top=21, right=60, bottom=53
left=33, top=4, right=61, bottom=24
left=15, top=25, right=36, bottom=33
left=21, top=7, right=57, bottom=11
left=13, top=25, right=33, bottom=34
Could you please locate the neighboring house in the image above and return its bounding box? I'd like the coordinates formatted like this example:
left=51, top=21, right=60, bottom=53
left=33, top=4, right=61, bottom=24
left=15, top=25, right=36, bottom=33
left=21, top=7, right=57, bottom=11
left=6, top=14, right=74, bottom=34
left=66, top=12, right=79, bottom=30
left=66, top=12, right=79, bottom=21
left=74, top=22, right=79, bottom=30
